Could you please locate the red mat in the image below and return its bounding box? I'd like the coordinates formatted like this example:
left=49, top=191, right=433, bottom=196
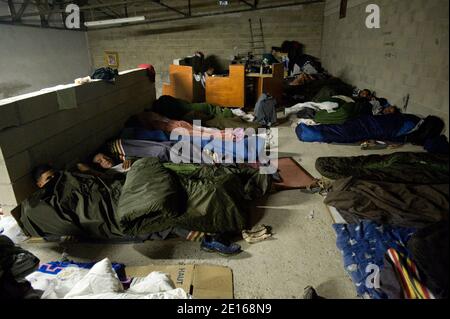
left=272, top=157, right=316, bottom=190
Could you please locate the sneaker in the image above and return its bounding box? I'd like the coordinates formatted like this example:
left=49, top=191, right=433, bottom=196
left=200, top=236, right=242, bottom=256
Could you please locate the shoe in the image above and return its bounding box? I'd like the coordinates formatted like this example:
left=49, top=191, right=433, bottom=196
left=242, top=225, right=273, bottom=244
left=200, top=236, right=242, bottom=256
left=361, top=140, right=388, bottom=150
left=242, top=232, right=272, bottom=243
left=303, top=286, right=325, bottom=299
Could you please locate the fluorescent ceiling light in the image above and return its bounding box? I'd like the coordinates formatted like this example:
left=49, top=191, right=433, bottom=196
left=84, top=16, right=145, bottom=27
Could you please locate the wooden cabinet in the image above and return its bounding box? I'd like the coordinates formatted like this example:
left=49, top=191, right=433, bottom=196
left=205, top=64, right=246, bottom=108
left=246, top=63, right=284, bottom=105
left=162, top=63, right=284, bottom=108
left=162, top=64, right=204, bottom=102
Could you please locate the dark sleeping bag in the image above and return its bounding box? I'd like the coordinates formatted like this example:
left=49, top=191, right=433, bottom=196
left=296, top=113, right=421, bottom=143
left=315, top=152, right=449, bottom=184
left=20, top=172, right=125, bottom=239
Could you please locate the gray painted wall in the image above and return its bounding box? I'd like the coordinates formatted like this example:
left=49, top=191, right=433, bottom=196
left=321, top=0, right=449, bottom=131
left=0, top=25, right=92, bottom=100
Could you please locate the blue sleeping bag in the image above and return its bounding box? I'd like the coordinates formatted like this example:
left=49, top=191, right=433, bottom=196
left=121, top=127, right=170, bottom=142
left=296, top=114, right=420, bottom=144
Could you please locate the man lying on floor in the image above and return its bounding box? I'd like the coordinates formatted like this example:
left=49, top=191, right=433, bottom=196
left=285, top=94, right=400, bottom=126
left=19, top=159, right=271, bottom=256
left=150, top=95, right=259, bottom=130
left=295, top=111, right=446, bottom=149
left=129, top=110, right=240, bottom=141
left=89, top=131, right=267, bottom=169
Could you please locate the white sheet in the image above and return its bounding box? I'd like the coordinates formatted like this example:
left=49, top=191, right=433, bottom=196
left=29, top=258, right=191, bottom=299
left=0, top=215, right=29, bottom=244
left=284, top=101, right=339, bottom=117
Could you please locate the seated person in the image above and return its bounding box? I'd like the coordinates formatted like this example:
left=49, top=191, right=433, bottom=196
left=179, top=52, right=220, bottom=89
left=28, top=164, right=243, bottom=256
left=280, top=40, right=326, bottom=86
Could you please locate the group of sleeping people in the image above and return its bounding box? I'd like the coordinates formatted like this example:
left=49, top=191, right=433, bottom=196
left=288, top=83, right=446, bottom=149
left=30, top=97, right=271, bottom=256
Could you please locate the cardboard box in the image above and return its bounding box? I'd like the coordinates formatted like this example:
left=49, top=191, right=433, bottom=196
left=126, top=264, right=234, bottom=299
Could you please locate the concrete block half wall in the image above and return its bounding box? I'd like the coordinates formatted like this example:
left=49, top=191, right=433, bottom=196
left=0, top=69, right=156, bottom=214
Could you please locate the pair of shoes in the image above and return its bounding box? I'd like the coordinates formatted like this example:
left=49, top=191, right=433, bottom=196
left=200, top=236, right=242, bottom=256
left=242, top=225, right=272, bottom=243
left=302, top=178, right=332, bottom=196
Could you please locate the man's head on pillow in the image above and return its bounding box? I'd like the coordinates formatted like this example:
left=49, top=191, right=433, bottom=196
left=32, top=164, right=56, bottom=188
left=383, top=105, right=400, bottom=114
left=92, top=153, right=115, bottom=169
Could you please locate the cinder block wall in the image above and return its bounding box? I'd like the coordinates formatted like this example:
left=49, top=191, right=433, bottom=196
left=86, top=3, right=325, bottom=97
left=0, top=69, right=156, bottom=213
left=322, top=0, right=449, bottom=131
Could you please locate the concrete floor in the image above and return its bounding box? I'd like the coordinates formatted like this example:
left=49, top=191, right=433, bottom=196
left=21, top=120, right=425, bottom=299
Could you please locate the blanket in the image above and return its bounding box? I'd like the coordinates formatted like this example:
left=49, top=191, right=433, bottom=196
left=334, top=221, right=415, bottom=299
left=117, top=158, right=271, bottom=235
left=324, top=177, right=449, bottom=228
left=27, top=258, right=189, bottom=299
left=296, top=113, right=420, bottom=144
left=316, top=152, right=449, bottom=184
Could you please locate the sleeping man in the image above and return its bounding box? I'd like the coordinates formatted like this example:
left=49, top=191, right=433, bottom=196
left=20, top=159, right=271, bottom=255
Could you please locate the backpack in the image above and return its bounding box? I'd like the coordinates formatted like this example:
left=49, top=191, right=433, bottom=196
left=91, top=67, right=119, bottom=82
left=406, top=116, right=445, bottom=145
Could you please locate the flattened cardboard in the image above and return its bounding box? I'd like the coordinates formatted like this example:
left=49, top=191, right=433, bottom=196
left=126, top=264, right=233, bottom=299
left=273, top=157, right=315, bottom=190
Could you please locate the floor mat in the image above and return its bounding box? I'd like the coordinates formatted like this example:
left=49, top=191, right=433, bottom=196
left=272, top=157, right=316, bottom=190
